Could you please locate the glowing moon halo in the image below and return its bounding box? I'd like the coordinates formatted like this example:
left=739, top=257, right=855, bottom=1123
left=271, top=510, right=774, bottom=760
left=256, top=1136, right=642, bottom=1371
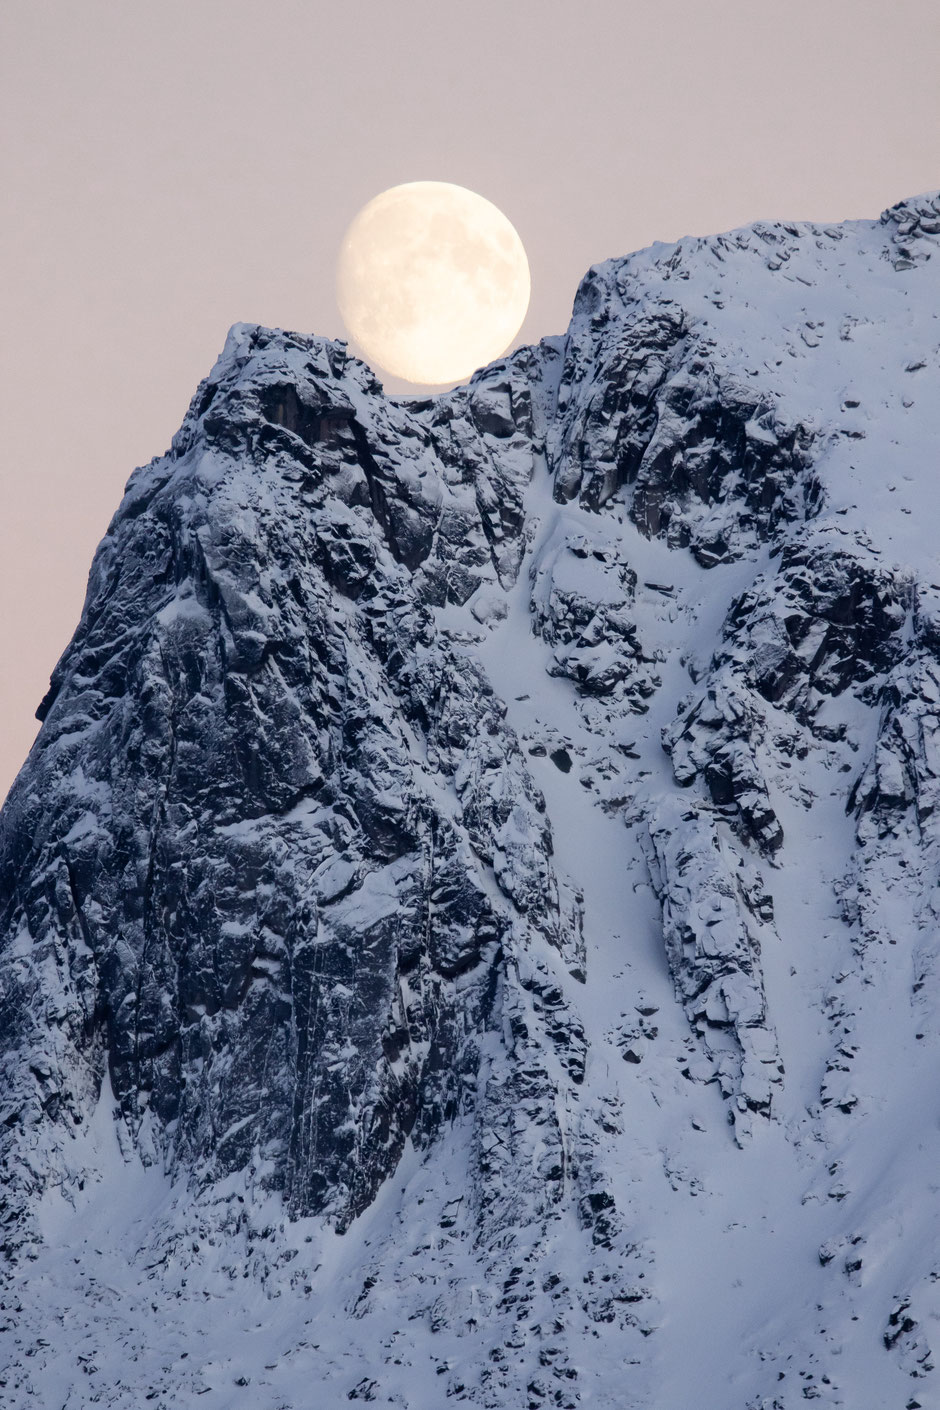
left=336, top=182, right=531, bottom=386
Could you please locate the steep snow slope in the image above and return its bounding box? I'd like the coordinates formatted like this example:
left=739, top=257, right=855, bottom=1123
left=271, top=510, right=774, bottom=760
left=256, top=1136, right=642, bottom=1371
left=2, top=192, right=940, bottom=1409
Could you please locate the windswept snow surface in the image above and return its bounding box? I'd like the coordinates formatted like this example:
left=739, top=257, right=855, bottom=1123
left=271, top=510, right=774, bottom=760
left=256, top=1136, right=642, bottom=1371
left=3, top=193, right=940, bottom=1408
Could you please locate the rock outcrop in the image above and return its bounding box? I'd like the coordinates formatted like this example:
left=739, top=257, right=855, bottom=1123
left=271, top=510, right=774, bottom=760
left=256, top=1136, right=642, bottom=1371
left=3, top=192, right=940, bottom=1410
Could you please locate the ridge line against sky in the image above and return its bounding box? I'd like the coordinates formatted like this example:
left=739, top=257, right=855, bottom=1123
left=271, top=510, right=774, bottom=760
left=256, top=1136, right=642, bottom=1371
left=1, top=0, right=938, bottom=799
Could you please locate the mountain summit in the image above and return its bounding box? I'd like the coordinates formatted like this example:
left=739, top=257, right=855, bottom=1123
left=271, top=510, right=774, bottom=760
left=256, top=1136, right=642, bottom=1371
left=2, top=192, right=940, bottom=1408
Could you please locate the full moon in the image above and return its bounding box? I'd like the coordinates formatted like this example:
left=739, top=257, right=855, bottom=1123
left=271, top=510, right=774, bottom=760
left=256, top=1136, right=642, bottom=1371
left=336, top=182, right=531, bottom=386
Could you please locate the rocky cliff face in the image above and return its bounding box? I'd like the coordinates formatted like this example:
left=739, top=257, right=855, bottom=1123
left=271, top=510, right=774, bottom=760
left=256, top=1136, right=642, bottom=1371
left=2, top=192, right=940, bottom=1409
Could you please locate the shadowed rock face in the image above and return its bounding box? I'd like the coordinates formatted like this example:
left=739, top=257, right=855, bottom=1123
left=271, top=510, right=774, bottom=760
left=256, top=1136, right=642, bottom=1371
left=548, top=289, right=820, bottom=563
left=0, top=326, right=581, bottom=1235
left=1, top=293, right=822, bottom=1230
left=4, top=194, right=940, bottom=1410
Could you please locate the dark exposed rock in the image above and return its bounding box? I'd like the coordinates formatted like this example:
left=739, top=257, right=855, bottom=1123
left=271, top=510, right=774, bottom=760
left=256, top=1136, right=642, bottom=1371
left=646, top=798, right=782, bottom=1136
left=547, top=284, right=820, bottom=564
left=0, top=325, right=583, bottom=1241
left=726, top=531, right=911, bottom=713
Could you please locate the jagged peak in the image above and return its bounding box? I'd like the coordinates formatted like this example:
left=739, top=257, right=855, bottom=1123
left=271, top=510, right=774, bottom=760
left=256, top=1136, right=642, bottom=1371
left=4, top=187, right=940, bottom=1409
left=880, top=187, right=940, bottom=227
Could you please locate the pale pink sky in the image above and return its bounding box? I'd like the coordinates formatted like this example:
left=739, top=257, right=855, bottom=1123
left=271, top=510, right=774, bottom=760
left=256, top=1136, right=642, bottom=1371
left=2, top=0, right=938, bottom=800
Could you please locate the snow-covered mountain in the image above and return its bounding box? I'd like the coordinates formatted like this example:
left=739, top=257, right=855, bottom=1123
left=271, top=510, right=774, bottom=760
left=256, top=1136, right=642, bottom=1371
left=2, top=191, right=940, bottom=1409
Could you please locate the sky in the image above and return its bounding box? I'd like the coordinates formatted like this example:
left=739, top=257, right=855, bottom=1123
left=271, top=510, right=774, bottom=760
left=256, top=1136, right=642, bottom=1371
left=1, top=0, right=938, bottom=801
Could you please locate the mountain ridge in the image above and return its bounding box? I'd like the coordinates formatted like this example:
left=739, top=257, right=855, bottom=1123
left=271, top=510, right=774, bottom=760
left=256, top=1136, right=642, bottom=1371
left=1, top=189, right=940, bottom=1408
